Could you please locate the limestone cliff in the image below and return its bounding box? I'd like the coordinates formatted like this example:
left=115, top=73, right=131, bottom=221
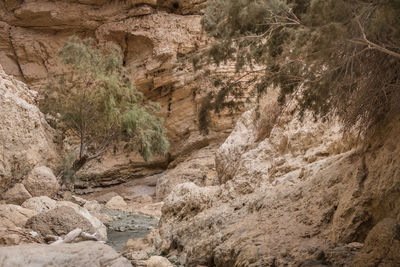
left=0, top=0, right=238, bottom=188
left=157, top=96, right=400, bottom=266
left=0, top=64, right=57, bottom=193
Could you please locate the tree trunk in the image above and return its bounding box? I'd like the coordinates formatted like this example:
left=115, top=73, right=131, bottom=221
left=72, top=155, right=88, bottom=172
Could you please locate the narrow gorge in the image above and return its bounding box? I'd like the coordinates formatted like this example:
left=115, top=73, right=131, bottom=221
left=0, top=1, right=399, bottom=267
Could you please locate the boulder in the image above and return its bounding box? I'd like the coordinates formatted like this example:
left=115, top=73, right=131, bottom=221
left=25, top=206, right=94, bottom=237
left=0, top=228, right=42, bottom=246
left=2, top=183, right=32, bottom=205
left=21, top=196, right=57, bottom=213
left=83, top=200, right=112, bottom=223
left=146, top=256, right=173, bottom=267
left=105, top=196, right=127, bottom=210
left=0, top=204, right=37, bottom=229
left=0, top=241, right=132, bottom=266
left=22, top=166, right=59, bottom=198
left=56, top=201, right=107, bottom=241
left=83, top=200, right=102, bottom=213
left=352, top=218, right=400, bottom=266
left=0, top=233, right=21, bottom=246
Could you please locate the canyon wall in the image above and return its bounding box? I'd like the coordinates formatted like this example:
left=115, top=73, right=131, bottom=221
left=0, top=0, right=240, bottom=188
left=157, top=98, right=400, bottom=266
left=0, top=64, right=57, bottom=193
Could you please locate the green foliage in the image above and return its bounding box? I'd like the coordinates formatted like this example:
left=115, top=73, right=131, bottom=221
left=60, top=150, right=77, bottom=185
left=200, top=0, right=400, bottom=134
left=42, top=36, right=169, bottom=167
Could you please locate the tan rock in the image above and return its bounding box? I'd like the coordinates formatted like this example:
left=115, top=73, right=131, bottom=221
left=105, top=196, right=127, bottom=210
left=156, top=144, right=219, bottom=201
left=158, top=105, right=400, bottom=266
left=0, top=2, right=238, bottom=190
left=146, top=256, right=173, bottom=267
left=21, top=196, right=57, bottom=213
left=0, top=241, right=132, bottom=266
left=83, top=200, right=101, bottom=213
left=22, top=166, right=59, bottom=198
left=25, top=206, right=94, bottom=237
left=0, top=204, right=37, bottom=229
left=0, top=66, right=57, bottom=192
left=83, top=200, right=112, bottom=223
left=56, top=201, right=107, bottom=241
left=0, top=233, right=20, bottom=246
left=352, top=218, right=400, bottom=266
left=2, top=183, right=32, bottom=205
left=124, top=238, right=149, bottom=251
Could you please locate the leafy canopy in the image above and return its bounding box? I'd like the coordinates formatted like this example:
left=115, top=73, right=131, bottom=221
left=199, top=0, right=400, bottom=134
left=42, top=36, right=169, bottom=167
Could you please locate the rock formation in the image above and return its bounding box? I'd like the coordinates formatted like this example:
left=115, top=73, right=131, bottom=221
left=157, top=98, right=400, bottom=266
left=0, top=241, right=132, bottom=267
left=0, top=1, right=240, bottom=188
left=0, top=64, right=57, bottom=194
left=25, top=206, right=95, bottom=238
left=1, top=1, right=400, bottom=267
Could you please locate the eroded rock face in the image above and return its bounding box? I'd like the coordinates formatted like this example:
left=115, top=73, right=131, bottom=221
left=158, top=103, right=400, bottom=266
left=352, top=218, right=400, bottom=266
left=0, top=1, right=239, bottom=188
left=155, top=144, right=219, bottom=200
left=0, top=241, right=132, bottom=267
left=0, top=65, right=57, bottom=193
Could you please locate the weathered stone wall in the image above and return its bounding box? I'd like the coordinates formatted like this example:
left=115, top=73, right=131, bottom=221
left=0, top=65, right=58, bottom=193
left=0, top=0, right=241, bottom=187
left=157, top=95, right=400, bottom=266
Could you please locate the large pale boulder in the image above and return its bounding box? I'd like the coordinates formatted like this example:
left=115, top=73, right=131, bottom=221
left=0, top=241, right=132, bottom=267
left=0, top=204, right=37, bottom=229
left=2, top=183, right=32, bottom=205
left=56, top=201, right=107, bottom=241
left=21, top=196, right=57, bottom=213
left=25, top=206, right=95, bottom=237
left=22, top=166, right=59, bottom=198
left=0, top=65, right=57, bottom=193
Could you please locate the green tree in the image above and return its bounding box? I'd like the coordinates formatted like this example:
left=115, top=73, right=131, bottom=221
left=199, top=0, right=400, bottom=135
left=42, top=36, right=169, bottom=173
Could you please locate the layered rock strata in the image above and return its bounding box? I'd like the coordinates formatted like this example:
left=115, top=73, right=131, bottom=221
left=0, top=0, right=240, bottom=187
left=158, top=100, right=400, bottom=266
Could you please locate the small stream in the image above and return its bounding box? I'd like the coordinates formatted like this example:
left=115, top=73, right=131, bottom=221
left=104, top=209, right=159, bottom=252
